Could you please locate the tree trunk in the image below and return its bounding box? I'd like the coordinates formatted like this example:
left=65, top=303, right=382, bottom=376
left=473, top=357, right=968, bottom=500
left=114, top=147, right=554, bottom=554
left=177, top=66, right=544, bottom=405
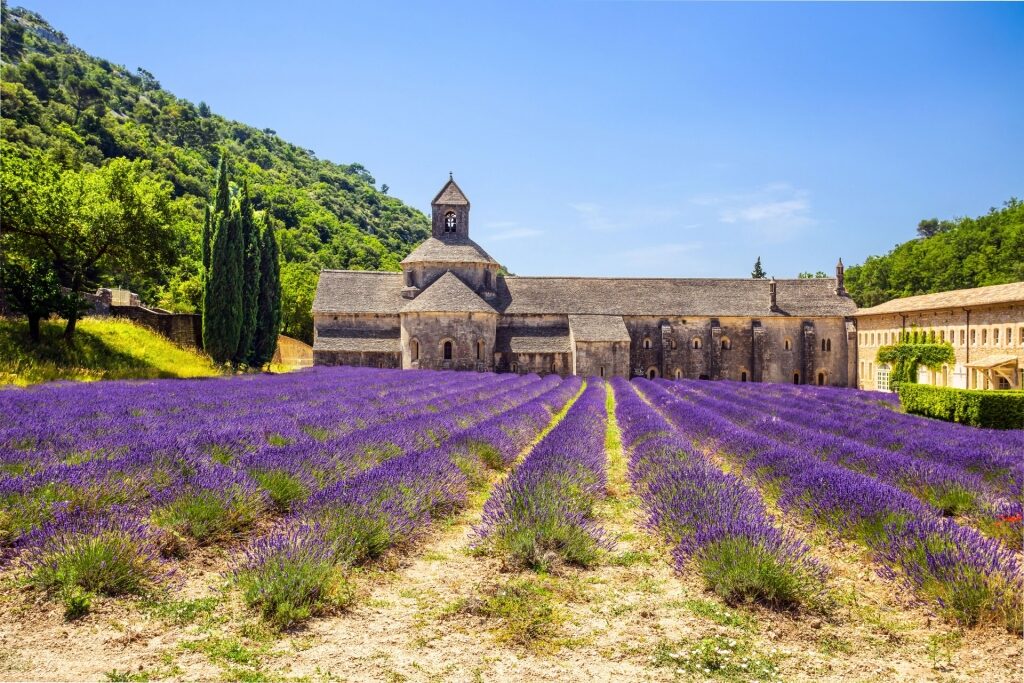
left=63, top=314, right=77, bottom=342
left=28, top=315, right=40, bottom=343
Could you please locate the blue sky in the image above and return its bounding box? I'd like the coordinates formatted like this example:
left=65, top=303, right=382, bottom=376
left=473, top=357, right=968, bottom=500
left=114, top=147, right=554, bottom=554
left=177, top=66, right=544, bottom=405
left=21, top=1, right=1024, bottom=278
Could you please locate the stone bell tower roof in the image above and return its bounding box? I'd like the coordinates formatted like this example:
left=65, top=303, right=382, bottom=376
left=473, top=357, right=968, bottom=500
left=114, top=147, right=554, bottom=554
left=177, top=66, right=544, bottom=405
left=432, top=176, right=470, bottom=206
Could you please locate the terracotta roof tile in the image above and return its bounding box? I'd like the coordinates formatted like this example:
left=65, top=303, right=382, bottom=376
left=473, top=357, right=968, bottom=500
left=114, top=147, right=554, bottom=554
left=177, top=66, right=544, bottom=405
left=854, top=281, right=1024, bottom=316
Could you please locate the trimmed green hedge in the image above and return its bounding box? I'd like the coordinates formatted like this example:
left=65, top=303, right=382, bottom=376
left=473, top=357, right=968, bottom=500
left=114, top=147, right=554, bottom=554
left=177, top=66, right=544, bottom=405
left=897, top=383, right=1024, bottom=429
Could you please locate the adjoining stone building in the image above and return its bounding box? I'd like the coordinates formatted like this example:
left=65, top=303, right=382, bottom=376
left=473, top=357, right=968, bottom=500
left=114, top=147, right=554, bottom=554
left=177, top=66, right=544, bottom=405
left=312, top=177, right=859, bottom=385
left=854, top=282, right=1024, bottom=391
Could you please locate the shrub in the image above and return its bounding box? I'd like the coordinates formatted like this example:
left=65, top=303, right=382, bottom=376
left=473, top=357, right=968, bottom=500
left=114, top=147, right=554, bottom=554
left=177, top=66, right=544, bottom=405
left=253, top=469, right=309, bottom=512
left=26, top=511, right=166, bottom=606
left=695, top=536, right=823, bottom=609
left=897, top=384, right=1024, bottom=429
left=235, top=523, right=354, bottom=628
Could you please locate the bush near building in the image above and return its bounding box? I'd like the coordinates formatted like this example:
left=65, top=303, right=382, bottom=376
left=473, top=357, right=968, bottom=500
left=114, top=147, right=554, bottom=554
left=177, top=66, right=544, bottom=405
left=897, top=383, right=1024, bottom=429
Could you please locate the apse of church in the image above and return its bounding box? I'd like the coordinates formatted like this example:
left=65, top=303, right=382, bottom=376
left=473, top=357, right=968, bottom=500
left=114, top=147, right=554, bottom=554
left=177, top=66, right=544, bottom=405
left=312, top=177, right=859, bottom=386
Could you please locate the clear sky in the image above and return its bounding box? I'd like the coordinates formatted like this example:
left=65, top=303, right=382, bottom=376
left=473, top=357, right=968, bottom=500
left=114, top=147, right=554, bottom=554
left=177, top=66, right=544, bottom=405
left=19, top=1, right=1024, bottom=278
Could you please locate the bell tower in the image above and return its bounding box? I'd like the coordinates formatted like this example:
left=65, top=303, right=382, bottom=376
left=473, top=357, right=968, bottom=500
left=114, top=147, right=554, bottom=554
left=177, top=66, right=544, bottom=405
left=431, top=174, right=470, bottom=240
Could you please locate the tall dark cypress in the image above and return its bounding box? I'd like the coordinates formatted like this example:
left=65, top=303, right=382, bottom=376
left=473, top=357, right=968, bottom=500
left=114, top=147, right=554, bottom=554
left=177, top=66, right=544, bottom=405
left=201, top=204, right=212, bottom=277
left=203, top=209, right=243, bottom=364
left=235, top=182, right=261, bottom=365
left=252, top=215, right=282, bottom=367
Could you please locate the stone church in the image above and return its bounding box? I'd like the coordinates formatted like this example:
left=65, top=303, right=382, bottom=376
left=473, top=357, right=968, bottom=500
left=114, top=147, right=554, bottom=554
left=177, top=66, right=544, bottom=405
left=312, top=177, right=859, bottom=385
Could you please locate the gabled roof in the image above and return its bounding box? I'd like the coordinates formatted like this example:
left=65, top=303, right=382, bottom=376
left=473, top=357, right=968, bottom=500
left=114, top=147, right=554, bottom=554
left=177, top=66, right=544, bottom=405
left=854, top=281, right=1024, bottom=316
left=401, top=271, right=495, bottom=314
left=312, top=270, right=404, bottom=315
left=432, top=178, right=470, bottom=206
left=569, top=315, right=631, bottom=342
left=492, top=276, right=857, bottom=317
left=496, top=326, right=572, bottom=354
left=313, top=272, right=857, bottom=318
left=400, top=236, right=498, bottom=265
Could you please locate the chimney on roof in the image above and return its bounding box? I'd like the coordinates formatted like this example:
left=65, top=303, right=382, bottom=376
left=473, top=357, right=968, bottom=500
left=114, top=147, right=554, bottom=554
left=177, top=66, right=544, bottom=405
left=769, top=277, right=779, bottom=312
left=835, top=257, right=846, bottom=296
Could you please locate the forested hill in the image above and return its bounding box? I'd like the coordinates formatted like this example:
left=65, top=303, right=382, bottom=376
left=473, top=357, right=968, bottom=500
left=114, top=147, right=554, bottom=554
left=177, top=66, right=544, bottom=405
left=0, top=5, right=429, bottom=342
left=845, top=198, right=1024, bottom=308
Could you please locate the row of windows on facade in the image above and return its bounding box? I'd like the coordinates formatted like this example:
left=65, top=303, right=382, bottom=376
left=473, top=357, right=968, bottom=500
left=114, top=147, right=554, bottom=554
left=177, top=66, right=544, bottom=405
left=634, top=366, right=828, bottom=386
left=863, top=360, right=1020, bottom=391
left=640, top=336, right=832, bottom=352
left=408, top=338, right=485, bottom=362
left=861, top=326, right=1024, bottom=348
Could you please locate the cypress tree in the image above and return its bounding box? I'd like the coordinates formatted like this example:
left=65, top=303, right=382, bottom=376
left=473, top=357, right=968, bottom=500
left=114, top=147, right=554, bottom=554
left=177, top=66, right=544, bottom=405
left=214, top=154, right=230, bottom=217
left=235, top=181, right=261, bottom=365
left=201, top=204, right=212, bottom=277
left=252, top=215, right=282, bottom=367
left=203, top=210, right=244, bottom=364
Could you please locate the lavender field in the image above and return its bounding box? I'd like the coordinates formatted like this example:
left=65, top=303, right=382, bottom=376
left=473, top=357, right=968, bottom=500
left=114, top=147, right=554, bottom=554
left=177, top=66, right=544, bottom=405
left=0, top=368, right=1020, bottom=682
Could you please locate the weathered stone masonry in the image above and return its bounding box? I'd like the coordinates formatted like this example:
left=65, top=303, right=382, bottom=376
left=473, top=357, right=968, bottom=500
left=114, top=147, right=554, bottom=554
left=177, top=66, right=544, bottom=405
left=313, top=177, right=860, bottom=386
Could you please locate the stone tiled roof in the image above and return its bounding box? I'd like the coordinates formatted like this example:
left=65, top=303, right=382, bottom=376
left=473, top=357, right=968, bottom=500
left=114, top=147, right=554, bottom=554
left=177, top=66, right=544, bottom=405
left=312, top=270, right=404, bottom=314
left=400, top=237, right=498, bottom=265
left=314, top=272, right=856, bottom=318
left=496, top=326, right=572, bottom=354
left=854, top=281, right=1024, bottom=316
left=432, top=178, right=469, bottom=206
left=401, top=272, right=495, bottom=314
left=314, top=327, right=400, bottom=353
left=494, top=276, right=857, bottom=317
left=569, top=315, right=631, bottom=342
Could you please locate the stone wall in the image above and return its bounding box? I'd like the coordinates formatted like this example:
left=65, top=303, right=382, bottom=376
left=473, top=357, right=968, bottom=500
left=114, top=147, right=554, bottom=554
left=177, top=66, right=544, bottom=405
left=313, top=350, right=401, bottom=368
left=401, top=311, right=497, bottom=371
left=108, top=305, right=202, bottom=349
left=856, top=303, right=1024, bottom=390
left=574, top=341, right=630, bottom=378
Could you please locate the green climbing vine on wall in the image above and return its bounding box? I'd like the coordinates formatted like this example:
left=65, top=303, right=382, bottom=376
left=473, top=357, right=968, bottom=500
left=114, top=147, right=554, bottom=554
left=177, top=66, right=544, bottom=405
left=876, top=338, right=955, bottom=387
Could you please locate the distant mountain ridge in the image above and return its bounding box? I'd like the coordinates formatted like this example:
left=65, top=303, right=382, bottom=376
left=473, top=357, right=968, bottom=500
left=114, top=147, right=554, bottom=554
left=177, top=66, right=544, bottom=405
left=0, top=4, right=429, bottom=342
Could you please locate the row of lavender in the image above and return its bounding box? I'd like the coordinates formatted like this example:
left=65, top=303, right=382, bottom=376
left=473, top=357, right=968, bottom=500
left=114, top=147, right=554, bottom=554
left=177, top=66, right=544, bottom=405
left=639, top=379, right=1022, bottom=631
left=236, top=375, right=582, bottom=625
left=0, top=368, right=533, bottom=549
left=473, top=380, right=610, bottom=571
left=0, top=368, right=581, bottom=623
left=662, top=380, right=1022, bottom=548
left=611, top=378, right=826, bottom=607
left=705, top=380, right=1024, bottom=500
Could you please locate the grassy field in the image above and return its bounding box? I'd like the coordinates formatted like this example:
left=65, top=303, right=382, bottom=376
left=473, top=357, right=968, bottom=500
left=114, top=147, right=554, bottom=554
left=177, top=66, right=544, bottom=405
left=0, top=317, right=224, bottom=386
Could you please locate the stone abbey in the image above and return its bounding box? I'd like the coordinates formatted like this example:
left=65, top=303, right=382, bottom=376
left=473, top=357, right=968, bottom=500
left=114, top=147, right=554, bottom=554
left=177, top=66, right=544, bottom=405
left=312, top=177, right=861, bottom=386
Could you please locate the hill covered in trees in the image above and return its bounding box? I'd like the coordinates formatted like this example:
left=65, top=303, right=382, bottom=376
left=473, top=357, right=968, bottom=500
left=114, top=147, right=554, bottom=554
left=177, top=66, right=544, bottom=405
left=845, top=198, right=1024, bottom=308
left=0, top=4, right=429, bottom=342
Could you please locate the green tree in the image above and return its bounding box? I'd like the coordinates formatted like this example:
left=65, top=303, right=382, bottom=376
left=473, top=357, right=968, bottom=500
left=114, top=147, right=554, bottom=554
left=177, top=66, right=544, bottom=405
left=201, top=204, right=212, bottom=277
left=280, top=263, right=318, bottom=344
left=0, top=259, right=69, bottom=342
left=751, top=257, right=766, bottom=279
left=203, top=210, right=243, bottom=364
left=235, top=181, right=261, bottom=365
left=252, top=216, right=283, bottom=366
left=0, top=144, right=175, bottom=340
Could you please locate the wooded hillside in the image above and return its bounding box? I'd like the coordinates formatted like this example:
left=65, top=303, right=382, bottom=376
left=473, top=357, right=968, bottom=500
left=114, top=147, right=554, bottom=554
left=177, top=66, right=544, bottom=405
left=0, top=4, right=428, bottom=342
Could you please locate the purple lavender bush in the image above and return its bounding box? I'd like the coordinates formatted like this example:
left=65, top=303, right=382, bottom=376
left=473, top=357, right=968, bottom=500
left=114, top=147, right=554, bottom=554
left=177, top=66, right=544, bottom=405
left=614, top=378, right=825, bottom=608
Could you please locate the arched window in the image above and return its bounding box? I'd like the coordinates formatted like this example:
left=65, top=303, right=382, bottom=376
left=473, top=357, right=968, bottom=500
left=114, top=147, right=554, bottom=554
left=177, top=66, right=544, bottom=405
left=692, top=337, right=702, bottom=350
left=550, top=360, right=557, bottom=373
left=476, top=339, right=484, bottom=360
left=741, top=371, right=747, bottom=382
left=410, top=339, right=420, bottom=361
left=642, top=336, right=652, bottom=349
left=993, top=328, right=1000, bottom=346
left=443, top=340, right=453, bottom=360
left=721, top=337, right=731, bottom=351
left=982, top=329, right=988, bottom=345
left=670, top=338, right=677, bottom=350
left=511, top=362, right=518, bottom=373
left=793, top=372, right=800, bottom=385
left=821, top=339, right=827, bottom=352
left=674, top=368, right=682, bottom=380
left=826, top=339, right=832, bottom=352
left=646, top=367, right=659, bottom=380
left=444, top=211, right=457, bottom=233
left=817, top=372, right=825, bottom=386
left=970, top=329, right=976, bottom=345
left=784, top=339, right=792, bottom=351
left=941, top=365, right=948, bottom=386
